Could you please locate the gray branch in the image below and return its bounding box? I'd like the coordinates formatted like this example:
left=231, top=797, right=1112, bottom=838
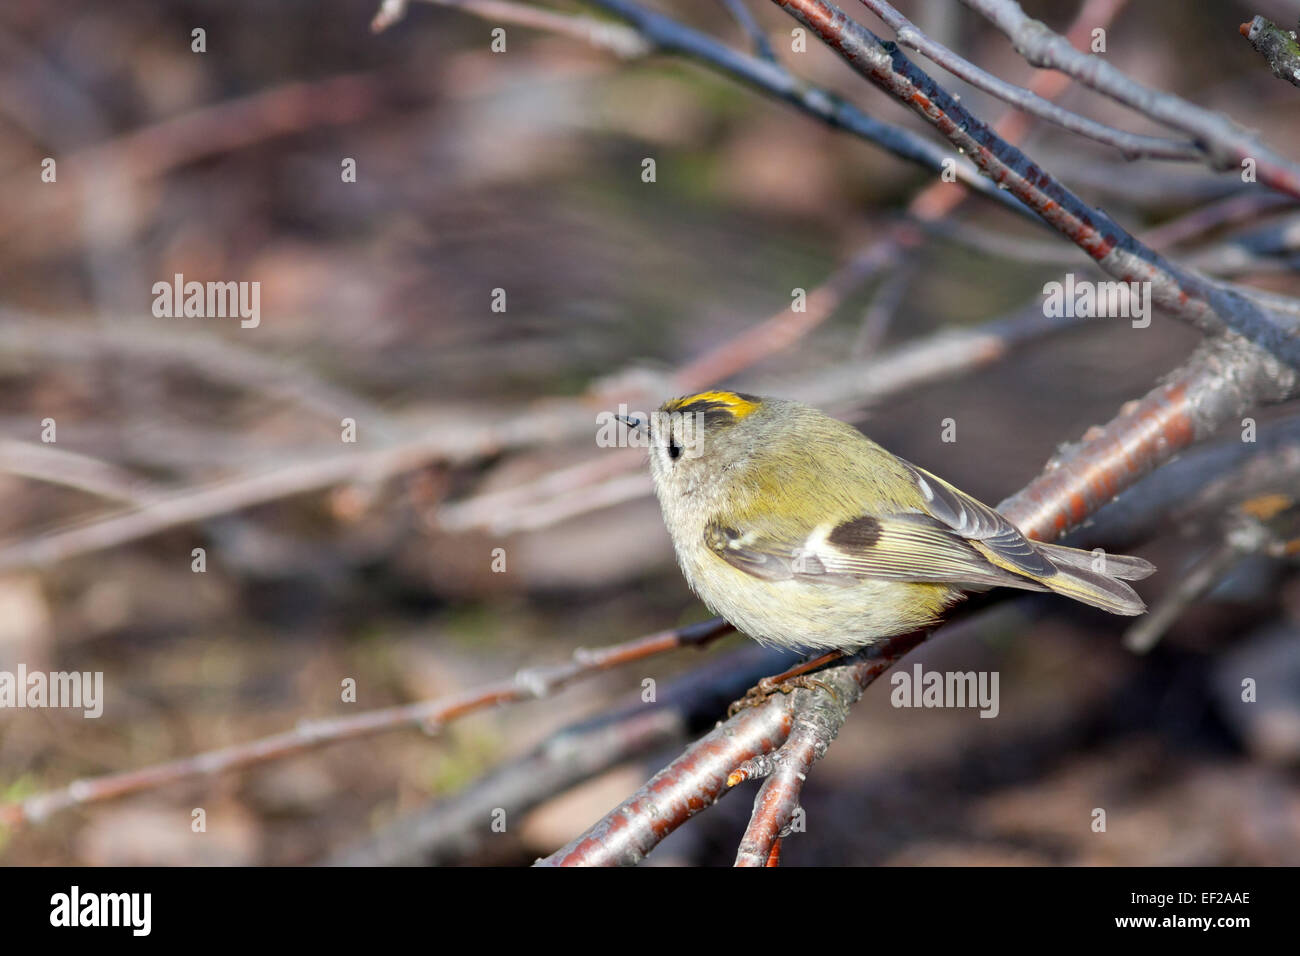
left=962, top=0, right=1300, bottom=195
left=860, top=0, right=1200, bottom=160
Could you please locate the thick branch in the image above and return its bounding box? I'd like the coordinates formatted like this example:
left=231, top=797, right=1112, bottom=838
left=539, top=333, right=1299, bottom=866
left=998, top=334, right=1297, bottom=536
left=730, top=635, right=920, bottom=865
left=535, top=689, right=797, bottom=866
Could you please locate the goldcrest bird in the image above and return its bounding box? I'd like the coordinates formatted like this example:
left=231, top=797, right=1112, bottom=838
left=624, top=391, right=1153, bottom=652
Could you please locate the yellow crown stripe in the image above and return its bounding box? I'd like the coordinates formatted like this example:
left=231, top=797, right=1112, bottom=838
left=664, top=390, right=761, bottom=419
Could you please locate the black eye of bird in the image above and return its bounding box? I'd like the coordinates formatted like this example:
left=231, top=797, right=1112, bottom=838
left=668, top=439, right=683, bottom=460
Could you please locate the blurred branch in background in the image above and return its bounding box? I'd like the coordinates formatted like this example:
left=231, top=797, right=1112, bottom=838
left=2, top=0, right=1299, bottom=867
left=331, top=641, right=795, bottom=865
left=0, top=440, right=163, bottom=506
left=0, top=618, right=733, bottom=827
left=718, top=0, right=780, bottom=61
left=376, top=0, right=652, bottom=57
left=444, top=302, right=1087, bottom=534
left=0, top=68, right=384, bottom=259
left=379, top=0, right=1035, bottom=214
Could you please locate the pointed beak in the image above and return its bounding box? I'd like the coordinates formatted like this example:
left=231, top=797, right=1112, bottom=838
left=616, top=412, right=647, bottom=433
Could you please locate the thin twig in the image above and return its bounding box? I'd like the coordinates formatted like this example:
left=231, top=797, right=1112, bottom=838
left=1141, top=191, right=1296, bottom=250
left=771, top=0, right=1300, bottom=369
left=0, top=618, right=734, bottom=827
left=1122, top=540, right=1244, bottom=653
left=535, top=689, right=798, bottom=866
left=671, top=233, right=908, bottom=389
left=571, top=0, right=1035, bottom=217
left=927, top=212, right=1300, bottom=278
left=442, top=300, right=1089, bottom=535
left=0, top=74, right=383, bottom=252
left=399, top=0, right=653, bottom=57
left=851, top=257, right=916, bottom=356
left=1124, top=486, right=1298, bottom=653
left=0, top=441, right=162, bottom=506
left=859, top=0, right=1198, bottom=160
left=962, top=0, right=1300, bottom=196
left=330, top=643, right=793, bottom=865
left=0, top=315, right=401, bottom=441
left=718, top=0, right=778, bottom=61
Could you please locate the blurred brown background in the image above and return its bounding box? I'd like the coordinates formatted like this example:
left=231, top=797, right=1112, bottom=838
left=1, top=0, right=1298, bottom=865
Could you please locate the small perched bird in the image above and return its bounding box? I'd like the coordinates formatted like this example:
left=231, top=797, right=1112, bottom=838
left=625, top=391, right=1153, bottom=652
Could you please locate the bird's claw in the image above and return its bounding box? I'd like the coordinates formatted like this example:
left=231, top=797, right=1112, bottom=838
left=727, top=674, right=840, bottom=717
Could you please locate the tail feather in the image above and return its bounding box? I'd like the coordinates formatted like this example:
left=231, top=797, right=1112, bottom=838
left=974, top=539, right=1154, bottom=615
left=1035, top=541, right=1156, bottom=581
left=1030, top=542, right=1152, bottom=615
left=1039, top=561, right=1148, bottom=615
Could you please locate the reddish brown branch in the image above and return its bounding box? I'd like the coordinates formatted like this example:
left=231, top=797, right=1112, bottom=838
left=671, top=236, right=908, bottom=390
left=539, top=332, right=1297, bottom=866
left=536, top=690, right=797, bottom=866
left=0, top=618, right=732, bottom=828
left=998, top=335, right=1297, bottom=536
left=0, top=73, right=383, bottom=252
left=727, top=338, right=1296, bottom=864
left=734, top=733, right=819, bottom=867
left=731, top=634, right=921, bottom=865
